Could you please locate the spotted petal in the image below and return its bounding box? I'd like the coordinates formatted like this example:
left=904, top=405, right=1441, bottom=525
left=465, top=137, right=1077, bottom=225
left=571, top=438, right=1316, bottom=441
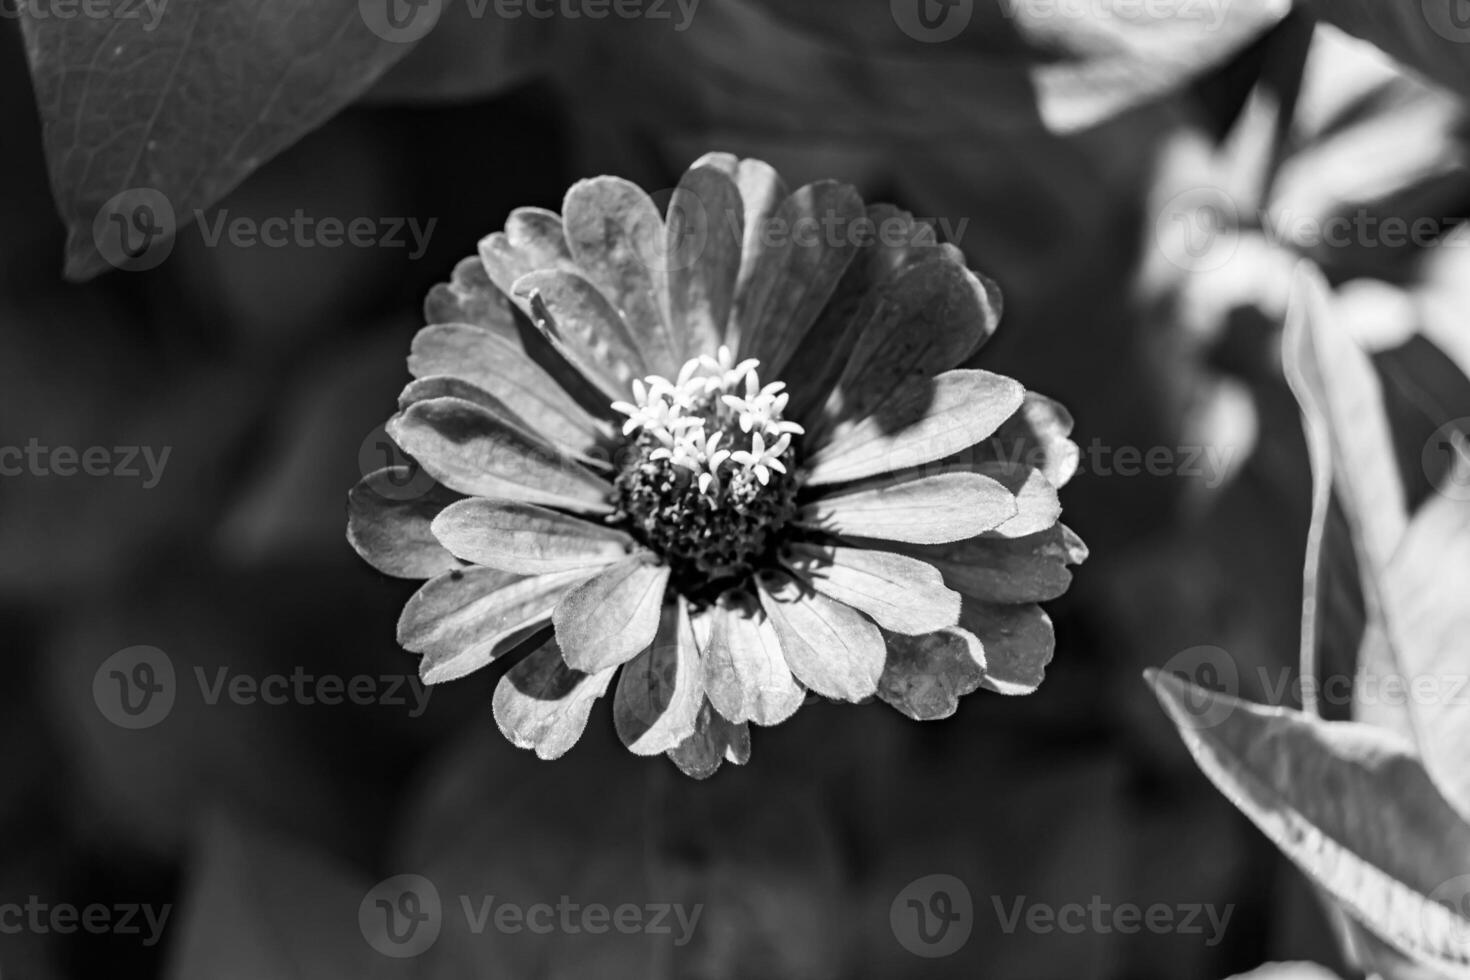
left=667, top=165, right=743, bottom=356
left=562, top=176, right=681, bottom=376
left=492, top=636, right=616, bottom=760
left=804, top=369, right=1025, bottom=486
left=900, top=524, right=1088, bottom=604
left=387, top=396, right=613, bottom=513
left=431, top=499, right=634, bottom=575
left=962, top=599, right=1056, bottom=696
left=732, top=180, right=864, bottom=378
left=785, top=543, right=960, bottom=636
left=399, top=567, right=590, bottom=684
left=667, top=699, right=752, bottom=779
left=755, top=570, right=884, bottom=702
left=407, top=323, right=610, bottom=458
left=512, top=269, right=647, bottom=402
left=798, top=470, right=1016, bottom=545
left=812, top=256, right=1001, bottom=441
left=613, top=599, right=704, bottom=755
left=478, top=207, right=576, bottom=312
left=877, top=627, right=987, bottom=721
left=424, top=254, right=520, bottom=341
left=691, top=152, right=787, bottom=305
left=346, top=467, right=463, bottom=579
left=554, top=555, right=671, bottom=673
left=704, top=591, right=805, bottom=726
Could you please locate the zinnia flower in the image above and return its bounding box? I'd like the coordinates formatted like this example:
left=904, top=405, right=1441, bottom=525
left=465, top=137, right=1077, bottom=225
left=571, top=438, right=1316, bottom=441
left=348, top=153, right=1086, bottom=777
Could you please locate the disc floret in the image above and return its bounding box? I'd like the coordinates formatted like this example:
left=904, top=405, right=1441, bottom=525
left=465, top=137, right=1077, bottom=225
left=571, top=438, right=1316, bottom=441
left=611, top=346, right=802, bottom=594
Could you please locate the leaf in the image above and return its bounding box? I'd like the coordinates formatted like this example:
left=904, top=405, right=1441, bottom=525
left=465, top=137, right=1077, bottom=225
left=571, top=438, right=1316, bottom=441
left=20, top=0, right=415, bottom=280
left=552, top=556, right=670, bottom=673
left=1150, top=671, right=1470, bottom=978
left=1384, top=448, right=1470, bottom=822
left=784, top=543, right=960, bottom=636
left=430, top=499, right=633, bottom=575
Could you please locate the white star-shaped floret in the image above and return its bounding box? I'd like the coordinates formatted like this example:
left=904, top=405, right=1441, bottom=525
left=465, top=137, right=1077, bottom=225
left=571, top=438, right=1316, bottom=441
left=730, top=431, right=791, bottom=486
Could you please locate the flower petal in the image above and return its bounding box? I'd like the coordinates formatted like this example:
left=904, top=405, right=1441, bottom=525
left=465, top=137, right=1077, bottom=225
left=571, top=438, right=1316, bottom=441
left=975, top=391, right=1080, bottom=490
left=731, top=180, right=864, bottom=378
left=690, top=152, right=787, bottom=302
left=704, top=590, right=805, bottom=726
left=387, top=396, right=613, bottom=513
left=512, top=269, right=647, bottom=401
left=667, top=699, right=751, bottom=779
left=492, top=636, right=617, bottom=760
left=430, top=499, right=633, bottom=574
left=478, top=207, right=576, bottom=308
left=561, top=176, right=681, bottom=376
left=399, top=566, right=590, bottom=684
left=808, top=255, right=1001, bottom=442
left=974, top=460, right=1062, bottom=538
left=407, top=323, right=610, bottom=457
left=346, top=467, right=463, bottom=579
left=804, top=369, right=1025, bottom=486
left=797, top=470, right=1016, bottom=544
left=553, top=555, right=670, bottom=672
left=666, top=165, right=743, bottom=355
left=898, top=523, right=1088, bottom=604
left=783, top=206, right=946, bottom=424
left=961, top=599, right=1055, bottom=695
left=613, top=598, right=704, bottom=755
left=876, top=627, right=987, bottom=721
left=784, top=543, right=960, bottom=636
left=755, top=570, right=884, bottom=702
left=424, top=254, right=520, bottom=342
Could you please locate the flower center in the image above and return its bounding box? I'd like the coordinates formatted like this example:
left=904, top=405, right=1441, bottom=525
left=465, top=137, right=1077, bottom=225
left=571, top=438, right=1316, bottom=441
left=611, top=347, right=801, bottom=598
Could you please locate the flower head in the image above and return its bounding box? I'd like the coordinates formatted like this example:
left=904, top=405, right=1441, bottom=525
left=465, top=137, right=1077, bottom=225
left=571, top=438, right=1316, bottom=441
left=348, top=153, right=1086, bottom=778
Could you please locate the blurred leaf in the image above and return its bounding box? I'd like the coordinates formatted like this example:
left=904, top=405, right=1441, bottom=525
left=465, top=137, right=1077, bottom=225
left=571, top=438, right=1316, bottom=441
left=1302, top=0, right=1470, bottom=109
left=1151, top=671, right=1470, bottom=979
left=19, top=0, right=416, bottom=280
left=165, top=817, right=383, bottom=980
left=1383, top=449, right=1470, bottom=822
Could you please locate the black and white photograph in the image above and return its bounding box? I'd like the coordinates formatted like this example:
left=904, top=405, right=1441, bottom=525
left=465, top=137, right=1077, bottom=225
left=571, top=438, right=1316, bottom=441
left=3, top=0, right=1470, bottom=976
